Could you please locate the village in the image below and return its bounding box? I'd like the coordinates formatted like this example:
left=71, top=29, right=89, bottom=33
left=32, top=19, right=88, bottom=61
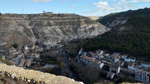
left=6, top=44, right=44, bottom=69
left=77, top=49, right=150, bottom=83
left=0, top=41, right=150, bottom=84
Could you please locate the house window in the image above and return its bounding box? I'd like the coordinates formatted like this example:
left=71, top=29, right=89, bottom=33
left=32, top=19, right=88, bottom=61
left=145, top=76, right=147, bottom=81
left=137, top=74, right=140, bottom=79
left=140, top=75, right=142, bottom=79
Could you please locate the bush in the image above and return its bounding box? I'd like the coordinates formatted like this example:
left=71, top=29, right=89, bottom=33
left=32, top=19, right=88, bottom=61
left=69, top=61, right=100, bottom=84
left=12, top=43, right=18, bottom=49
left=0, top=58, right=13, bottom=65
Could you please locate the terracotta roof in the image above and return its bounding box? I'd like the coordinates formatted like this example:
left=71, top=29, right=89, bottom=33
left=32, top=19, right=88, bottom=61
left=118, top=61, right=124, bottom=65
left=119, top=55, right=123, bottom=58
left=80, top=55, right=102, bottom=65
left=111, top=53, right=120, bottom=56
left=96, top=50, right=102, bottom=53
left=12, top=56, right=17, bottom=58
left=141, top=62, right=150, bottom=65
left=122, top=54, right=128, bottom=57
left=128, top=62, right=134, bottom=66
left=110, top=65, right=119, bottom=69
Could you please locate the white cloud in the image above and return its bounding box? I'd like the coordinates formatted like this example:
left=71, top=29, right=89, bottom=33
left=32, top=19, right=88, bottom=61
left=82, top=6, right=87, bottom=8
left=94, top=2, right=115, bottom=12
left=131, top=0, right=150, bottom=2
left=90, top=0, right=136, bottom=16
left=33, top=0, right=53, bottom=2
left=86, top=0, right=149, bottom=16
left=70, top=5, right=76, bottom=7
left=115, top=0, right=133, bottom=9
left=93, top=0, right=135, bottom=13
left=99, top=0, right=116, bottom=1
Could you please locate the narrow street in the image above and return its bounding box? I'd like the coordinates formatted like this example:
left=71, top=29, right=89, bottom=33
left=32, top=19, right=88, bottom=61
left=64, top=48, right=76, bottom=79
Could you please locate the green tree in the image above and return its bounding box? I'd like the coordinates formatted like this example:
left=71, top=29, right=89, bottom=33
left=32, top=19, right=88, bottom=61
left=12, top=43, right=18, bottom=49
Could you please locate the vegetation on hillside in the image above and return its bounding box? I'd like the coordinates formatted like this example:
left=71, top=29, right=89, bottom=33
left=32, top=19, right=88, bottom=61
left=99, top=8, right=150, bottom=26
left=69, top=61, right=100, bottom=84
left=0, top=58, right=13, bottom=65
left=83, top=9, right=150, bottom=61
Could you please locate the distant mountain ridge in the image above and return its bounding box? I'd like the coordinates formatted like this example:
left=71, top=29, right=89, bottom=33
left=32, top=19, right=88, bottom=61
left=99, top=7, right=150, bottom=28
left=86, top=16, right=99, bottom=20
left=83, top=8, right=150, bottom=61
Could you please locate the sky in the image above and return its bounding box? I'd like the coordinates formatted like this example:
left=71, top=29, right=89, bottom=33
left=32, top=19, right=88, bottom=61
left=0, top=0, right=150, bottom=16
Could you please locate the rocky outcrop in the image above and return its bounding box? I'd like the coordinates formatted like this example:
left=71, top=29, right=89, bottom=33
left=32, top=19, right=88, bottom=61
left=106, top=17, right=128, bottom=28
left=0, top=12, right=109, bottom=47
left=0, top=63, right=83, bottom=84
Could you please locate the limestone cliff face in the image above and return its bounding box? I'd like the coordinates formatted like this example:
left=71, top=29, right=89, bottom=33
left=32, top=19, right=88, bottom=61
left=0, top=12, right=109, bottom=47
left=0, top=63, right=83, bottom=84
left=106, top=17, right=128, bottom=28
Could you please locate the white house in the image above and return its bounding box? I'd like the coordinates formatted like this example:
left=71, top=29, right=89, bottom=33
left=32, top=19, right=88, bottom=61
left=121, top=54, right=128, bottom=59
left=128, top=62, right=136, bottom=71
left=107, top=72, right=115, bottom=79
left=82, top=52, right=87, bottom=55
left=80, top=55, right=104, bottom=69
left=124, top=58, right=131, bottom=62
left=128, top=62, right=134, bottom=69
left=114, top=58, right=119, bottom=62
left=118, top=61, right=124, bottom=66
left=111, top=55, right=119, bottom=62
left=23, top=45, right=30, bottom=54
left=78, top=48, right=83, bottom=55
left=103, top=53, right=110, bottom=57
left=111, top=53, right=120, bottom=57
left=109, top=65, right=121, bottom=74
left=99, top=63, right=104, bottom=69
left=96, top=50, right=104, bottom=55
left=97, top=54, right=104, bottom=59
left=125, top=57, right=136, bottom=62
left=141, top=62, right=150, bottom=68
left=130, top=57, right=136, bottom=62
left=111, top=53, right=120, bottom=62
left=89, top=52, right=95, bottom=56
left=135, top=69, right=150, bottom=83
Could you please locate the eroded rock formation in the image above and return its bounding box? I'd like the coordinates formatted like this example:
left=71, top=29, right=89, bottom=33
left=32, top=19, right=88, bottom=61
left=0, top=12, right=109, bottom=47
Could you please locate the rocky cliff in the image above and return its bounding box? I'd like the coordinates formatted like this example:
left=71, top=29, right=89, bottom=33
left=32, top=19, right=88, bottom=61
left=105, top=17, right=128, bottom=28
left=0, top=12, right=109, bottom=47
left=0, top=63, right=83, bottom=84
